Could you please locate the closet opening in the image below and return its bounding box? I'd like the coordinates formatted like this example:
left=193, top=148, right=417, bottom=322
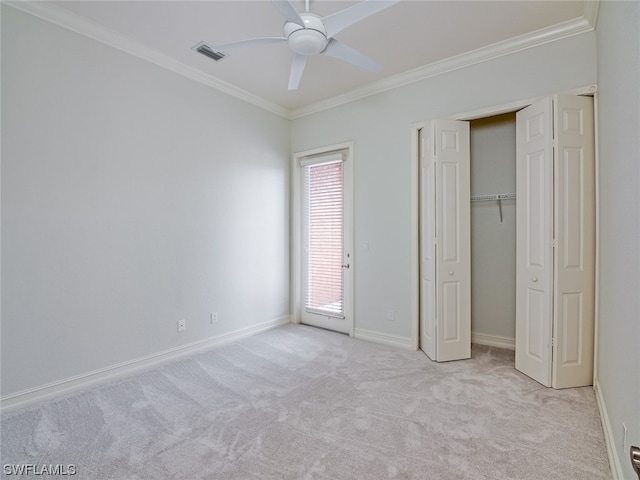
left=469, top=113, right=517, bottom=351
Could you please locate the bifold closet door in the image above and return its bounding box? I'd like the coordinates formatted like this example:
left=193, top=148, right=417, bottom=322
left=515, top=98, right=554, bottom=387
left=420, top=120, right=471, bottom=362
left=419, top=127, right=437, bottom=360
left=516, top=95, right=595, bottom=389
left=551, top=94, right=595, bottom=389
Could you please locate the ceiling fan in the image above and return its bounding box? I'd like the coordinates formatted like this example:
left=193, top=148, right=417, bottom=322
left=206, top=0, right=400, bottom=90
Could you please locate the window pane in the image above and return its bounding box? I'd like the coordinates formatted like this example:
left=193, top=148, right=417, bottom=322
left=304, top=160, right=343, bottom=317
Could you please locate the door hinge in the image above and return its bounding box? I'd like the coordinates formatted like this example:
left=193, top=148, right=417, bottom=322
left=551, top=337, right=556, bottom=348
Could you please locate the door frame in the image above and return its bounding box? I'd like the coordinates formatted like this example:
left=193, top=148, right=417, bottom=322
left=292, top=141, right=354, bottom=335
left=411, top=85, right=600, bottom=383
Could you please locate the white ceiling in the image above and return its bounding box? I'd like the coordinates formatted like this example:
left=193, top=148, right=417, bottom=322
left=36, top=1, right=594, bottom=116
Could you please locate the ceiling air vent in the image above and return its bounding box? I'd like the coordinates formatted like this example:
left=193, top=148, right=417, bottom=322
left=193, top=42, right=226, bottom=61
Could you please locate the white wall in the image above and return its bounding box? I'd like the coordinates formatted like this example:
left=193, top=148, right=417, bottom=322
left=595, top=2, right=640, bottom=478
left=292, top=32, right=597, bottom=345
left=1, top=6, right=291, bottom=397
left=470, top=114, right=516, bottom=344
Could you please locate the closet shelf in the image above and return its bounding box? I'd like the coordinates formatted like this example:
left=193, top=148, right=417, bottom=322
left=470, top=193, right=516, bottom=223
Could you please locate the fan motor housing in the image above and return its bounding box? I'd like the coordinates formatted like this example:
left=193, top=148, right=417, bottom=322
left=284, top=14, right=328, bottom=56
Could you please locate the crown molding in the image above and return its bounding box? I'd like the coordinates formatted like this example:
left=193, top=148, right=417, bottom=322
left=290, top=12, right=598, bottom=119
left=583, top=0, right=600, bottom=29
left=4, top=1, right=291, bottom=119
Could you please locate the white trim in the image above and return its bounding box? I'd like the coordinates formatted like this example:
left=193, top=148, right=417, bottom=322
left=410, top=123, right=425, bottom=351
left=593, top=91, right=600, bottom=385
left=594, top=379, right=623, bottom=479
left=451, top=85, right=598, bottom=121
left=4, top=1, right=290, bottom=119
left=471, top=333, right=516, bottom=351
left=0, top=315, right=292, bottom=414
left=290, top=17, right=597, bottom=119
left=294, top=142, right=354, bottom=160
left=354, top=328, right=415, bottom=351
left=562, top=84, right=598, bottom=96
left=299, top=151, right=345, bottom=167
left=291, top=155, right=303, bottom=326
left=584, top=0, right=600, bottom=29
left=292, top=142, right=355, bottom=336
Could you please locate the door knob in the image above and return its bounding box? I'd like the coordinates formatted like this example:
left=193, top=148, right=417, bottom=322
left=631, top=446, right=640, bottom=479
left=532, top=277, right=538, bottom=282
left=449, top=271, right=454, bottom=276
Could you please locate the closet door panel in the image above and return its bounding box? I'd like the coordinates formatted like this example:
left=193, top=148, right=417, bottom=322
left=560, top=293, right=583, bottom=364
left=526, top=288, right=546, bottom=360
left=441, top=162, right=460, bottom=262
left=516, top=98, right=553, bottom=387
left=419, top=127, right=437, bottom=360
left=552, top=95, right=595, bottom=389
left=442, top=282, right=460, bottom=341
left=440, top=161, right=463, bottom=346
left=435, top=120, right=470, bottom=362
left=526, top=150, right=546, bottom=268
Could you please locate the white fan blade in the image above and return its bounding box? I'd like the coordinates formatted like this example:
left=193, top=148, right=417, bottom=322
left=322, top=0, right=400, bottom=38
left=322, top=39, right=382, bottom=73
left=272, top=0, right=305, bottom=27
left=213, top=37, right=286, bottom=53
left=288, top=54, right=308, bottom=90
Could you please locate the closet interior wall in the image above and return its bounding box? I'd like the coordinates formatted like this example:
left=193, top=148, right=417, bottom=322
left=469, top=113, right=517, bottom=347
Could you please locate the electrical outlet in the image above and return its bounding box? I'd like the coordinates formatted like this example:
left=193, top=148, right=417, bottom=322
left=623, top=423, right=628, bottom=450
left=210, top=312, right=218, bottom=324
left=177, top=319, right=186, bottom=332
left=387, top=308, right=395, bottom=322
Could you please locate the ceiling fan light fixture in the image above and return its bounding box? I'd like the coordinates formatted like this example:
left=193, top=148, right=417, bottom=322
left=287, top=29, right=328, bottom=56
left=283, top=14, right=328, bottom=56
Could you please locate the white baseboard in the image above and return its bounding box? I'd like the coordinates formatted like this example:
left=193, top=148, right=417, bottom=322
left=354, top=328, right=415, bottom=350
left=594, top=378, right=623, bottom=479
left=1, top=315, right=292, bottom=414
left=471, top=332, right=515, bottom=350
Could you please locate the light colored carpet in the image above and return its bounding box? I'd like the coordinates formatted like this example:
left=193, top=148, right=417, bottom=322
left=1, top=324, right=610, bottom=479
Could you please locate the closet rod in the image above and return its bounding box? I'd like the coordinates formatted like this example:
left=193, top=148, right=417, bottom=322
left=470, top=193, right=516, bottom=224
left=470, top=193, right=516, bottom=202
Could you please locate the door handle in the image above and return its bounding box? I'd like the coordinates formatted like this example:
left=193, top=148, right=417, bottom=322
left=341, top=264, right=350, bottom=269
left=631, top=446, right=640, bottom=479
